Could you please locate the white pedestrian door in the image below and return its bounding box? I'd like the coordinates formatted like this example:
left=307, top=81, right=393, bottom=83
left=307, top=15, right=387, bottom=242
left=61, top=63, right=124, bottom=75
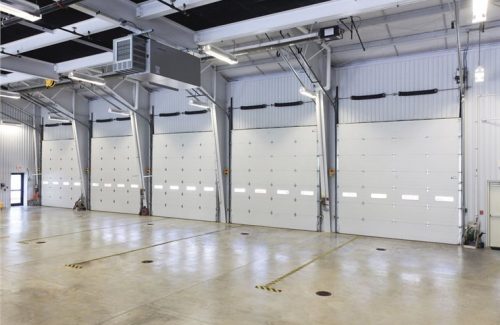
left=337, top=119, right=461, bottom=244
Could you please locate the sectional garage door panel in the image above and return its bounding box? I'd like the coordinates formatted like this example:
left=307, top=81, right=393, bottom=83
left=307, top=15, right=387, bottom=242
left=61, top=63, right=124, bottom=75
left=338, top=119, right=461, bottom=244
left=41, top=140, right=82, bottom=208
left=152, top=132, right=217, bottom=221
left=90, top=136, right=141, bottom=214
left=231, top=126, right=319, bottom=231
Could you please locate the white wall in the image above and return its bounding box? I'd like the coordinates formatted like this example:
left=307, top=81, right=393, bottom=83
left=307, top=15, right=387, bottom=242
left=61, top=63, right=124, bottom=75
left=0, top=124, right=36, bottom=207
left=333, top=43, right=500, bottom=241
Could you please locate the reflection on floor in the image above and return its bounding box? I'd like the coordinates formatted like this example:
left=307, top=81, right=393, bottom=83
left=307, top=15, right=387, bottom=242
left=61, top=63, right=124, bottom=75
left=1, top=207, right=499, bottom=325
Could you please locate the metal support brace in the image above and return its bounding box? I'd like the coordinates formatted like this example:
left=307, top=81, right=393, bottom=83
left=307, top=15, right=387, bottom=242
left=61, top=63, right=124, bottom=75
left=315, top=90, right=330, bottom=231
left=210, top=102, right=227, bottom=223
left=71, top=90, right=90, bottom=207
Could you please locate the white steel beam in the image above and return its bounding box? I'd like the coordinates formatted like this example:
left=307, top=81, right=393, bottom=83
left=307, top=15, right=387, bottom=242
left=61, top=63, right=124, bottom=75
left=195, top=0, right=431, bottom=44
left=0, top=17, right=117, bottom=59
left=137, top=0, right=221, bottom=20
left=0, top=56, right=59, bottom=80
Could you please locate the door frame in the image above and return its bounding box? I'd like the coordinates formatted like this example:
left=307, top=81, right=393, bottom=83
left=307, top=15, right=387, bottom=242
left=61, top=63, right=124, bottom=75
left=488, top=180, right=500, bottom=247
left=10, top=173, right=24, bottom=207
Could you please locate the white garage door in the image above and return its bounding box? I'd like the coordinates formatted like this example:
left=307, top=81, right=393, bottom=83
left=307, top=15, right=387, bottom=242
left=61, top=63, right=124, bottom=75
left=231, top=126, right=319, bottom=231
left=338, top=118, right=461, bottom=244
left=42, top=140, right=82, bottom=208
left=152, top=132, right=217, bottom=221
left=91, top=136, right=141, bottom=214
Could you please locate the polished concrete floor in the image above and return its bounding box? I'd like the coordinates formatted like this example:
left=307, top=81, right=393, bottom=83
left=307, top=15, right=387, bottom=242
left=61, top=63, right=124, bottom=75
left=1, top=207, right=499, bottom=325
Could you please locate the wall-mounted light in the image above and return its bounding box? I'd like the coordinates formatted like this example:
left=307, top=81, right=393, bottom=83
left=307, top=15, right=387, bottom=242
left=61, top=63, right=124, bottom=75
left=202, top=44, right=238, bottom=65
left=472, top=0, right=488, bottom=23
left=0, top=90, right=21, bottom=99
left=48, top=114, right=70, bottom=123
left=188, top=98, right=210, bottom=109
left=299, top=87, right=316, bottom=99
left=108, top=107, right=129, bottom=116
left=68, top=71, right=106, bottom=86
left=0, top=0, right=41, bottom=22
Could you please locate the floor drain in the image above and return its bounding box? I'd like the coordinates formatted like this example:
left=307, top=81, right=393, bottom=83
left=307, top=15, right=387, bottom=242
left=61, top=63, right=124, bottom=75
left=36, top=241, right=46, bottom=244
left=316, top=291, right=332, bottom=297
left=241, top=232, right=249, bottom=235
left=376, top=248, right=386, bottom=251
left=147, top=223, right=154, bottom=226
left=141, top=260, right=154, bottom=264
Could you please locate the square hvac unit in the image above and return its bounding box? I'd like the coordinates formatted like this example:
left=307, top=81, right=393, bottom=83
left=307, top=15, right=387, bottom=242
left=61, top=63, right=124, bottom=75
left=113, top=35, right=200, bottom=89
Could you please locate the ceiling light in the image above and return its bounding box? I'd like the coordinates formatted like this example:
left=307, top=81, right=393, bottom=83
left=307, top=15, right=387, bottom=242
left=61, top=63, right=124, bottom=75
left=475, top=66, right=485, bottom=83
left=299, top=87, right=316, bottom=99
left=68, top=71, right=106, bottom=86
left=188, top=99, right=210, bottom=109
left=108, top=107, right=129, bottom=116
left=48, top=114, right=70, bottom=123
left=0, top=89, right=21, bottom=99
left=472, top=0, right=488, bottom=23
left=202, top=45, right=238, bottom=65
left=0, top=0, right=41, bottom=22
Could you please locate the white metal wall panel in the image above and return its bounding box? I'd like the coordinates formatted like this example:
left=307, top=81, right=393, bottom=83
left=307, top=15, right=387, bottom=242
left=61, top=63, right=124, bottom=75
left=90, top=98, right=132, bottom=137
left=229, top=72, right=316, bottom=129
left=464, top=44, right=500, bottom=245
left=41, top=140, right=81, bottom=208
left=338, top=119, right=461, bottom=244
left=231, top=126, right=319, bottom=230
left=90, top=136, right=141, bottom=214
left=152, top=132, right=217, bottom=221
left=152, top=89, right=212, bottom=134
left=43, top=124, right=73, bottom=140
left=0, top=124, right=36, bottom=207
left=334, top=51, right=459, bottom=123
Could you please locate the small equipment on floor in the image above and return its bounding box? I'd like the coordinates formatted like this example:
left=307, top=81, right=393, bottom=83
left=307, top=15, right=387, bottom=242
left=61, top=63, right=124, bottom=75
left=463, top=218, right=485, bottom=249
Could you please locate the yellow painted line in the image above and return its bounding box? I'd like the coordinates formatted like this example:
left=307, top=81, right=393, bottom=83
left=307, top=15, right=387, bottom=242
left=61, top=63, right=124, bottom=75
left=262, top=236, right=358, bottom=289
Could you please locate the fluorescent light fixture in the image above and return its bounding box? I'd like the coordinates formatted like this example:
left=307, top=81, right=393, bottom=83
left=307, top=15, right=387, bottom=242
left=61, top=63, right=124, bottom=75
left=0, top=90, right=21, bottom=99
left=472, top=0, right=488, bottom=23
left=202, top=44, right=238, bottom=65
left=203, top=186, right=215, bottom=192
left=169, top=185, right=179, bottom=190
left=68, top=71, right=106, bottom=86
left=74, top=182, right=81, bottom=186
left=92, top=183, right=99, bottom=187
left=186, top=186, right=196, bottom=191
left=234, top=188, right=246, bottom=193
left=255, top=188, right=267, bottom=194
left=475, top=65, right=485, bottom=83
left=154, top=185, right=163, bottom=190
left=435, top=196, right=454, bottom=202
left=188, top=99, right=210, bottom=109
left=116, top=184, right=125, bottom=188
left=0, top=0, right=41, bottom=22
left=342, top=192, right=358, bottom=198
left=108, top=107, right=129, bottom=116
left=277, top=189, right=290, bottom=195
left=48, top=114, right=70, bottom=123
left=130, top=184, right=139, bottom=189
left=299, top=87, right=316, bottom=99
left=402, top=194, right=419, bottom=201
left=371, top=193, right=387, bottom=199
left=300, top=190, right=314, bottom=196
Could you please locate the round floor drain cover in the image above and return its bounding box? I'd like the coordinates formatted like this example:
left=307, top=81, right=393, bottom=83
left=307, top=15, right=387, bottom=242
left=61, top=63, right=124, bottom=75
left=36, top=241, right=46, bottom=244
left=316, top=291, right=332, bottom=297
left=142, top=260, right=154, bottom=263
left=241, top=232, right=249, bottom=235
left=147, top=223, right=154, bottom=226
left=376, top=248, right=386, bottom=251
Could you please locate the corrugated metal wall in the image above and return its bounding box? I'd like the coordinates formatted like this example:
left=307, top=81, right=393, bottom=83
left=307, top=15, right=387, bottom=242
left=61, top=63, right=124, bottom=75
left=464, top=44, right=500, bottom=240
left=334, top=51, right=460, bottom=123
left=228, top=72, right=316, bottom=129
left=0, top=123, right=36, bottom=207
left=152, top=89, right=212, bottom=133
